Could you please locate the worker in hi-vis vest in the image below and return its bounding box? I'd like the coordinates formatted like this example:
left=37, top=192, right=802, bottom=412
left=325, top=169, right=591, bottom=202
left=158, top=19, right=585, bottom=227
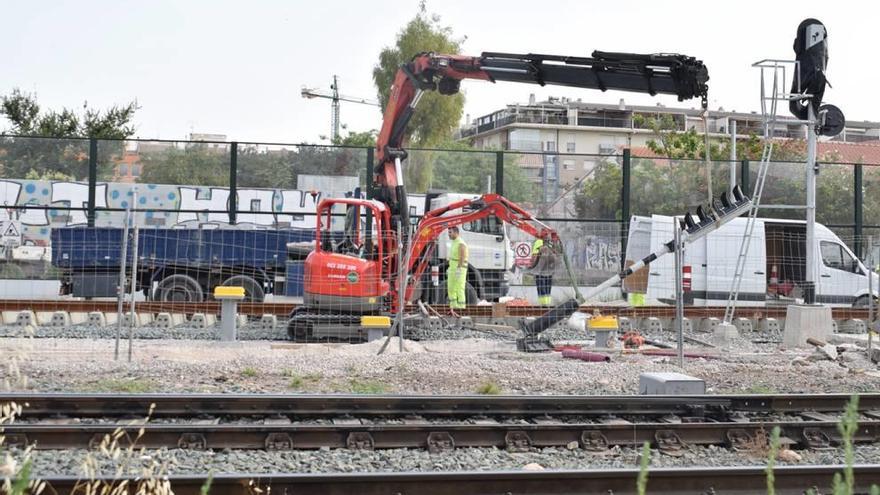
left=447, top=226, right=469, bottom=311
left=529, top=232, right=558, bottom=306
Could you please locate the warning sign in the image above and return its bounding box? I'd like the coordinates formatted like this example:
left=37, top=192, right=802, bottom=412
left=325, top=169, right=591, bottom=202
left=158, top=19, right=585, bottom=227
left=2, top=222, right=20, bottom=238
left=513, top=241, right=532, bottom=267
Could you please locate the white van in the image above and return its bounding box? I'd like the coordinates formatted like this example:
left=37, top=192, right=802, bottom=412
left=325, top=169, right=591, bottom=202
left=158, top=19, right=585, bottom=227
left=624, top=215, right=879, bottom=307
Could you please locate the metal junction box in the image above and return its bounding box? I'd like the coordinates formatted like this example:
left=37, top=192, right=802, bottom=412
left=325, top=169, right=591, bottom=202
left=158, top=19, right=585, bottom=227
left=638, top=372, right=705, bottom=395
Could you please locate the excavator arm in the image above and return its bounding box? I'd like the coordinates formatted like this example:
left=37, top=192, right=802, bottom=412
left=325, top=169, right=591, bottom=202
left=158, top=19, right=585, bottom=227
left=402, top=193, right=558, bottom=302
left=374, top=50, right=710, bottom=226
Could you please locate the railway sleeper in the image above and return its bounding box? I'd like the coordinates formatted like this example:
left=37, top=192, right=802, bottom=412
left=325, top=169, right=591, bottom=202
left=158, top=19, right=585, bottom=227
left=346, top=431, right=374, bottom=450
left=177, top=433, right=207, bottom=450
left=265, top=432, right=293, bottom=450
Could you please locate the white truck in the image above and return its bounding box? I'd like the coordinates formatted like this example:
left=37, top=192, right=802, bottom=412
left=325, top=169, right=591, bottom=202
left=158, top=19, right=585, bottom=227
left=624, top=215, right=879, bottom=307
left=421, top=191, right=514, bottom=304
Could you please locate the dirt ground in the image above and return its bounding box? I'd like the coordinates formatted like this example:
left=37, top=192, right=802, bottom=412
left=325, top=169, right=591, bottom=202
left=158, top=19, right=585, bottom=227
left=3, top=336, right=879, bottom=395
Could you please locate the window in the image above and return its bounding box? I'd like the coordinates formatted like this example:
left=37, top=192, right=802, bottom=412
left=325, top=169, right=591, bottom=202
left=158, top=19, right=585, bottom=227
left=545, top=141, right=556, bottom=152
left=821, top=241, right=858, bottom=273
left=462, top=215, right=503, bottom=236
left=131, top=165, right=141, bottom=177
left=119, top=164, right=129, bottom=176
left=562, top=159, right=574, bottom=171
left=566, top=142, right=576, bottom=153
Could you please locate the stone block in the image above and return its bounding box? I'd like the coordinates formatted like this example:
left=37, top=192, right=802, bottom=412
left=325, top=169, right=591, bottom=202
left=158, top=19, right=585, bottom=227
left=782, top=304, right=833, bottom=348
left=639, top=372, right=705, bottom=395
left=733, top=317, right=754, bottom=333
left=87, top=312, right=106, bottom=327
left=121, top=313, right=141, bottom=327
left=154, top=312, right=174, bottom=329
left=15, top=310, right=36, bottom=327
left=259, top=314, right=278, bottom=330
left=617, top=316, right=634, bottom=332
left=671, top=317, right=694, bottom=333
left=639, top=316, right=664, bottom=333
left=235, top=314, right=248, bottom=328
left=758, top=318, right=781, bottom=333
left=714, top=322, right=739, bottom=344
left=839, top=319, right=867, bottom=334
left=700, top=317, right=720, bottom=333
left=49, top=312, right=70, bottom=327
left=190, top=313, right=217, bottom=329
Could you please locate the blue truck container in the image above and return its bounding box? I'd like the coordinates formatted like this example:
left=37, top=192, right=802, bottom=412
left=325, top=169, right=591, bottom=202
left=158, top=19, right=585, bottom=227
left=51, top=227, right=314, bottom=301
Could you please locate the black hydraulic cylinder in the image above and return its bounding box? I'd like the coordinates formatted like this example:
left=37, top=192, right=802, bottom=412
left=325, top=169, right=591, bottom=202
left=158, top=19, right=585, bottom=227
left=520, top=298, right=581, bottom=337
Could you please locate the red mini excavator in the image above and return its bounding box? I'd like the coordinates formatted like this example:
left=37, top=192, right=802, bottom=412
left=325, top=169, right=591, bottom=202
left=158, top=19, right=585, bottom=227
left=288, top=50, right=710, bottom=342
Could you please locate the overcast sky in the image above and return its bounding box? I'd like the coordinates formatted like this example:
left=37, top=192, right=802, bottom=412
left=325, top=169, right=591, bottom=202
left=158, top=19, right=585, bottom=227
left=2, top=0, right=876, bottom=143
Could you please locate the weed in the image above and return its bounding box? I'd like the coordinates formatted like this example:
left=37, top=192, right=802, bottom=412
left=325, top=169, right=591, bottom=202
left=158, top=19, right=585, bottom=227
left=288, top=373, right=322, bottom=390
left=91, top=378, right=155, bottom=393
left=349, top=379, right=389, bottom=394
left=476, top=381, right=502, bottom=395
left=636, top=441, right=650, bottom=495
left=745, top=384, right=777, bottom=395
left=765, top=425, right=781, bottom=495
left=240, top=367, right=259, bottom=378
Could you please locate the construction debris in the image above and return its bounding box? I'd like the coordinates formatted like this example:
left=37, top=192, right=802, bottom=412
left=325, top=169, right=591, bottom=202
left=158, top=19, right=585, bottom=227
left=806, top=337, right=838, bottom=361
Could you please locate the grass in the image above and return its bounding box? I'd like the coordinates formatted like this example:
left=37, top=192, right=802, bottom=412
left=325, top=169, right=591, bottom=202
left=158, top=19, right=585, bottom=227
left=287, top=372, right=322, bottom=390
left=90, top=378, right=156, bottom=393
left=240, top=367, right=259, bottom=378
left=348, top=378, right=390, bottom=394
left=475, top=380, right=502, bottom=395
left=745, top=384, right=777, bottom=395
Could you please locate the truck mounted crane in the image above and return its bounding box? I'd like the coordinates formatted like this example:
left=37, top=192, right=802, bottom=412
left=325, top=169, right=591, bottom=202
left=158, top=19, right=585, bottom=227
left=288, top=49, right=713, bottom=342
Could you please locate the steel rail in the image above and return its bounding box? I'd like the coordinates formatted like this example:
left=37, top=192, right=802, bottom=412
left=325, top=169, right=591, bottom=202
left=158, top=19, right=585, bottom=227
left=3, top=420, right=878, bottom=452
left=3, top=393, right=879, bottom=418
left=22, top=466, right=880, bottom=495
left=0, top=298, right=870, bottom=319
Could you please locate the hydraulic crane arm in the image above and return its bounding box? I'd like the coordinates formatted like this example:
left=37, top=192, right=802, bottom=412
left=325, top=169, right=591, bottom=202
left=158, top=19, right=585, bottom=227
left=374, top=50, right=709, bottom=225
left=402, top=193, right=558, bottom=302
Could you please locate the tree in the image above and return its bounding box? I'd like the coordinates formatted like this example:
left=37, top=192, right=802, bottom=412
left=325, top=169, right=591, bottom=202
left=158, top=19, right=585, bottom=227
left=426, top=140, right=535, bottom=202
left=372, top=1, right=465, bottom=191
left=138, top=144, right=230, bottom=187
left=0, top=89, right=138, bottom=180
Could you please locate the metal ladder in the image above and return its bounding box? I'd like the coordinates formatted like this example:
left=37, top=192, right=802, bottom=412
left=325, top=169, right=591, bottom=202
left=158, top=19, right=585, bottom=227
left=723, top=61, right=791, bottom=324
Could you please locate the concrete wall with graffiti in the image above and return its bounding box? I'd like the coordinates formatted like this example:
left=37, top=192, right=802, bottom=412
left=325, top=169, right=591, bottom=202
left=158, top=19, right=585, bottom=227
left=0, top=176, right=424, bottom=247
left=507, top=221, right=623, bottom=285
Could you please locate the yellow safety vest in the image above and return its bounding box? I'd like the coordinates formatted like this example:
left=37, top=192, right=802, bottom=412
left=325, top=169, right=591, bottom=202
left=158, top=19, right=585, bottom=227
left=450, top=237, right=468, bottom=269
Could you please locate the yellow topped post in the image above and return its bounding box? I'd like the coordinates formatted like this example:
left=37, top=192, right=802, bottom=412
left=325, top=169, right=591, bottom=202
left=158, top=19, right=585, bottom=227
left=214, top=285, right=245, bottom=341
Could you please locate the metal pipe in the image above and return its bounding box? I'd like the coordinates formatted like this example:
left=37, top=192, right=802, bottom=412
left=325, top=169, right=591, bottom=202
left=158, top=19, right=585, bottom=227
left=805, top=104, right=818, bottom=304
left=114, top=205, right=131, bottom=361
left=674, top=224, right=684, bottom=368
left=561, top=349, right=611, bottom=362
left=127, top=189, right=140, bottom=363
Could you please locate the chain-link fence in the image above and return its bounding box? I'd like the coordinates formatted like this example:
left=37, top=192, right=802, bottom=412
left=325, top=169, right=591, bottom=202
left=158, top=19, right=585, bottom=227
left=0, top=134, right=879, bottom=344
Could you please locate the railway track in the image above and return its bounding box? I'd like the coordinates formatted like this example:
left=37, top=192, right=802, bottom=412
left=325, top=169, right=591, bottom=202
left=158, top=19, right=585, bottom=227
left=0, top=298, right=872, bottom=319
left=3, top=393, right=879, bottom=453
left=21, top=466, right=880, bottom=495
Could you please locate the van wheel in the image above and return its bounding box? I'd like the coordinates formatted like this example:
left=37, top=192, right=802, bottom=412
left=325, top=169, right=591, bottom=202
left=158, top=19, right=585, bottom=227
left=853, top=295, right=877, bottom=308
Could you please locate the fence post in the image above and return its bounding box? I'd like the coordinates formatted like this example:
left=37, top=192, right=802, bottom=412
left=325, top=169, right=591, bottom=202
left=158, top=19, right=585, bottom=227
left=87, top=138, right=98, bottom=227
left=365, top=147, right=374, bottom=235
left=495, top=151, right=504, bottom=196
left=855, top=163, right=864, bottom=257
left=229, top=141, right=238, bottom=224
left=620, top=148, right=631, bottom=271
left=740, top=159, right=750, bottom=197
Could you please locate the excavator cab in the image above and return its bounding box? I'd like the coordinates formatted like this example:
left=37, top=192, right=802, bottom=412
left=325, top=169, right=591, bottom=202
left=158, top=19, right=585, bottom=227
left=303, top=198, right=393, bottom=314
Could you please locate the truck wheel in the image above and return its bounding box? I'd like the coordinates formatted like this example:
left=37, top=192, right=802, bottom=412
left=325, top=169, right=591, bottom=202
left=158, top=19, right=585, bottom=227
left=222, top=275, right=265, bottom=303
left=155, top=274, right=204, bottom=302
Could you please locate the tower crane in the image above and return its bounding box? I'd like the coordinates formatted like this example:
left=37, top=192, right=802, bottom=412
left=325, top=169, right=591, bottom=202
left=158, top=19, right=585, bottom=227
left=300, top=75, right=381, bottom=141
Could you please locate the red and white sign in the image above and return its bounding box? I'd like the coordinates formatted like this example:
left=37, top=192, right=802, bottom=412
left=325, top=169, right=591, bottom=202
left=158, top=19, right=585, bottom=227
left=513, top=241, right=532, bottom=267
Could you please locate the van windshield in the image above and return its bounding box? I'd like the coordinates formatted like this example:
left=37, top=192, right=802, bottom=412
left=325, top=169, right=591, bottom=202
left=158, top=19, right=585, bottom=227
left=820, top=241, right=859, bottom=273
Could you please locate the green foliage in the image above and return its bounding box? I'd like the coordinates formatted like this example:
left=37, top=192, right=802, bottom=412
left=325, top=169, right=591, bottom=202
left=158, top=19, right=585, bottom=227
left=348, top=378, right=389, bottom=394
left=636, top=441, right=651, bottom=495
left=422, top=141, right=535, bottom=201
left=240, top=367, right=259, bottom=378
left=475, top=380, right=501, bottom=395
left=0, top=89, right=137, bottom=180
left=766, top=426, right=781, bottom=495
left=832, top=395, right=859, bottom=495
left=332, top=129, right=377, bottom=147
left=372, top=1, right=465, bottom=191
left=137, top=144, right=230, bottom=187
left=574, top=159, right=622, bottom=219
left=287, top=372, right=322, bottom=390
left=200, top=473, right=214, bottom=495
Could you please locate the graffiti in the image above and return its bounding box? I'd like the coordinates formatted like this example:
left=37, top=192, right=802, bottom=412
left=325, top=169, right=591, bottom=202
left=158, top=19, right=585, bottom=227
left=0, top=177, right=373, bottom=245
